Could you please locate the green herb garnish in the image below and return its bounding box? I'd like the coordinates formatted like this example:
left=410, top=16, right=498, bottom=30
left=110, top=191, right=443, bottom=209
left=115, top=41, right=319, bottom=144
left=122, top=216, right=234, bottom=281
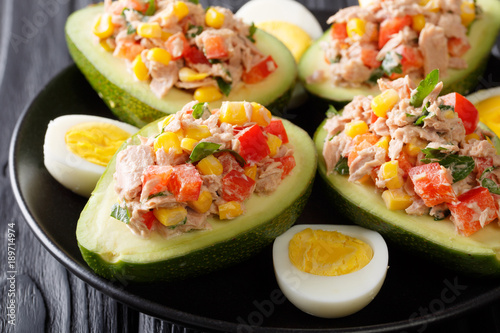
left=410, top=69, right=439, bottom=107
left=326, top=104, right=341, bottom=118
left=192, top=102, right=209, bottom=119
left=421, top=147, right=475, bottom=183
left=190, top=142, right=222, bottom=162
left=480, top=167, right=500, bottom=194
left=111, top=203, right=130, bottom=224
left=247, top=22, right=257, bottom=43
left=334, top=157, right=350, bottom=175
left=145, top=0, right=156, bottom=16
left=216, top=77, right=232, bottom=96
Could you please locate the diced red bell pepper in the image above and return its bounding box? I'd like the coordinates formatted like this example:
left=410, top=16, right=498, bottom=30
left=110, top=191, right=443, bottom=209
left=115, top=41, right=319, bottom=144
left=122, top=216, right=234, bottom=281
left=378, top=15, right=412, bottom=49
left=142, top=210, right=156, bottom=230
left=217, top=152, right=244, bottom=174
left=448, top=37, right=471, bottom=57
left=221, top=170, right=255, bottom=202
left=448, top=187, right=498, bottom=236
left=203, top=35, right=229, bottom=59
left=440, top=92, right=479, bottom=135
left=184, top=45, right=210, bottom=65
left=142, top=165, right=174, bottom=197
left=474, top=157, right=494, bottom=177
left=396, top=151, right=414, bottom=178
left=264, top=119, right=289, bottom=144
left=398, top=45, right=423, bottom=74
left=371, top=111, right=379, bottom=124
left=275, top=155, right=296, bottom=179
left=408, top=163, right=457, bottom=207
left=330, top=22, right=348, bottom=40
left=237, top=124, right=270, bottom=163
left=361, top=48, right=381, bottom=69
left=242, top=55, right=277, bottom=84
left=347, top=133, right=379, bottom=167
left=165, top=32, right=190, bottom=60
left=167, top=164, right=202, bottom=202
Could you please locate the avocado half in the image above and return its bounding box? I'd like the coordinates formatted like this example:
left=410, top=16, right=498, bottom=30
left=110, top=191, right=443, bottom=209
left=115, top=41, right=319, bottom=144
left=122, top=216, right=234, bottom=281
left=65, top=5, right=297, bottom=127
left=298, top=0, right=500, bottom=106
left=314, top=119, right=500, bottom=277
left=76, top=116, right=317, bottom=283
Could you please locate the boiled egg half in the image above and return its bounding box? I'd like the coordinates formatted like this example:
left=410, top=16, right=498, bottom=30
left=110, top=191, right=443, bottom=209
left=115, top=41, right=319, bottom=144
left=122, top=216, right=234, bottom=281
left=43, top=114, right=138, bottom=197
left=273, top=224, right=389, bottom=318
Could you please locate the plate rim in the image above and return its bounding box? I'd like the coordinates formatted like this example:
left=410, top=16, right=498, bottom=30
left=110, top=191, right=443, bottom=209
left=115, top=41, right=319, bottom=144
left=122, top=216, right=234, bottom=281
left=8, top=64, right=500, bottom=333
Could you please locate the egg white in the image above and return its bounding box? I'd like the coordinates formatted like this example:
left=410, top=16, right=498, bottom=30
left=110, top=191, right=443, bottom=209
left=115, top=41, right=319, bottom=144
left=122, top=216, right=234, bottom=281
left=273, top=224, right=389, bottom=318
left=235, top=0, right=323, bottom=40
left=43, top=114, right=138, bottom=197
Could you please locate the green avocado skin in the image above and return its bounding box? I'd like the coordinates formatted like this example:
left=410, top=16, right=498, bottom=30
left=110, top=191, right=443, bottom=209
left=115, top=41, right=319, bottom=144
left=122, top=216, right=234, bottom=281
left=78, top=181, right=313, bottom=283
left=298, top=0, right=500, bottom=105
left=314, top=120, right=500, bottom=278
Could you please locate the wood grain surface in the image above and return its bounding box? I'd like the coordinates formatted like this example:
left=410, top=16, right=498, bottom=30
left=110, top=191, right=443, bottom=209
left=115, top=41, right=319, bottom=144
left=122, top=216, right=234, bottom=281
left=1, top=0, right=499, bottom=332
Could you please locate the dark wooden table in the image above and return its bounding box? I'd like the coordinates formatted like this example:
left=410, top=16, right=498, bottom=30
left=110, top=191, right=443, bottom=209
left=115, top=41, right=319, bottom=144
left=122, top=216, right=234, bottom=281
left=1, top=0, right=500, bottom=332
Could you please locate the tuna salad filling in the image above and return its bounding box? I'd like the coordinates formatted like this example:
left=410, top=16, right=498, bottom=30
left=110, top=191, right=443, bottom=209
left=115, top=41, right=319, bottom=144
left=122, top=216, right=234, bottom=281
left=112, top=101, right=296, bottom=238
left=323, top=70, right=500, bottom=236
left=309, top=0, right=478, bottom=88
left=94, top=0, right=277, bottom=100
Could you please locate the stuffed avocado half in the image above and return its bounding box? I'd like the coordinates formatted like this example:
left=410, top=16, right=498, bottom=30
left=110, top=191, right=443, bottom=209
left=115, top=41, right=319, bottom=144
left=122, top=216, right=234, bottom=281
left=76, top=102, right=317, bottom=282
left=314, top=71, right=500, bottom=277
left=65, top=4, right=297, bottom=127
left=299, top=0, right=500, bottom=106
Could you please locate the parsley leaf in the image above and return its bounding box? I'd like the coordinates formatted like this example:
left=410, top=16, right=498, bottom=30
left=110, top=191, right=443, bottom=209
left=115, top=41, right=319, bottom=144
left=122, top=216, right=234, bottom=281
left=216, top=77, right=232, bottom=96
left=145, top=0, right=156, bottom=16
left=192, top=102, right=209, bottom=119
left=247, top=22, right=257, bottom=43
left=334, top=157, right=350, bottom=175
left=218, top=149, right=247, bottom=167
left=410, top=69, right=439, bottom=107
left=480, top=167, right=500, bottom=195
left=381, top=52, right=403, bottom=76
left=188, top=0, right=199, bottom=4
left=326, top=104, right=340, bottom=118
left=111, top=203, right=130, bottom=224
left=421, top=147, right=475, bottom=182
left=190, top=142, right=221, bottom=162
left=414, top=101, right=431, bottom=126
left=187, top=24, right=203, bottom=38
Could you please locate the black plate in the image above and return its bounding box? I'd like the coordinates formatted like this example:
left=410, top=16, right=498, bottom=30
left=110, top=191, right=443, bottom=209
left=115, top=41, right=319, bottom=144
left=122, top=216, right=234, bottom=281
left=9, top=64, right=500, bottom=332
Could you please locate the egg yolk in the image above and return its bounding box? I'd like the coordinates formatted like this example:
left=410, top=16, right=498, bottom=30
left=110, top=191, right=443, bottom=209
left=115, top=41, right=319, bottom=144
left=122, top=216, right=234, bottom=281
left=289, top=228, right=373, bottom=276
left=65, top=122, right=131, bottom=166
left=475, top=96, right=500, bottom=138
left=256, top=21, right=312, bottom=63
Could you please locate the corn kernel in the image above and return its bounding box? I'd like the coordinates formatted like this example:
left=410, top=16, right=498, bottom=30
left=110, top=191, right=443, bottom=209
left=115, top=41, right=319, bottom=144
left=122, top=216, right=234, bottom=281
left=93, top=13, right=114, bottom=39
left=196, top=155, right=223, bottom=175
left=173, top=1, right=189, bottom=20
left=158, top=114, right=174, bottom=132
left=205, top=7, right=225, bottom=29
left=371, top=89, right=399, bottom=118
left=461, top=1, right=476, bottom=27
left=419, top=0, right=440, bottom=12
left=154, top=132, right=182, bottom=154
left=218, top=101, right=248, bottom=125
left=132, top=54, right=150, bottom=81
left=443, top=110, right=457, bottom=119
left=344, top=120, right=369, bottom=138
left=346, top=18, right=366, bottom=39
left=99, top=39, right=115, bottom=52
left=137, top=22, right=162, bottom=38
left=188, top=190, right=213, bottom=213
left=180, top=137, right=199, bottom=152
left=147, top=48, right=172, bottom=66
left=184, top=125, right=211, bottom=140
left=266, top=133, right=282, bottom=157
left=244, top=164, right=257, bottom=180
left=381, top=189, right=413, bottom=210
left=403, top=142, right=424, bottom=157
left=179, top=67, right=210, bottom=82
left=250, top=102, right=272, bottom=127
left=194, top=86, right=223, bottom=103
left=380, top=161, right=403, bottom=189
left=154, top=206, right=187, bottom=227
left=161, top=30, right=173, bottom=41
left=412, top=14, right=426, bottom=32
left=465, top=133, right=480, bottom=143
left=375, top=136, right=390, bottom=152
left=219, top=201, right=243, bottom=219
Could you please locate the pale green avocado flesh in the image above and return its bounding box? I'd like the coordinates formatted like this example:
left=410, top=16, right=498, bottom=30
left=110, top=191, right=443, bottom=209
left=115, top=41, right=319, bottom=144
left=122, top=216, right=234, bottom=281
left=65, top=5, right=297, bottom=127
left=314, top=120, right=500, bottom=277
left=299, top=0, right=500, bottom=105
left=77, top=117, right=317, bottom=282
